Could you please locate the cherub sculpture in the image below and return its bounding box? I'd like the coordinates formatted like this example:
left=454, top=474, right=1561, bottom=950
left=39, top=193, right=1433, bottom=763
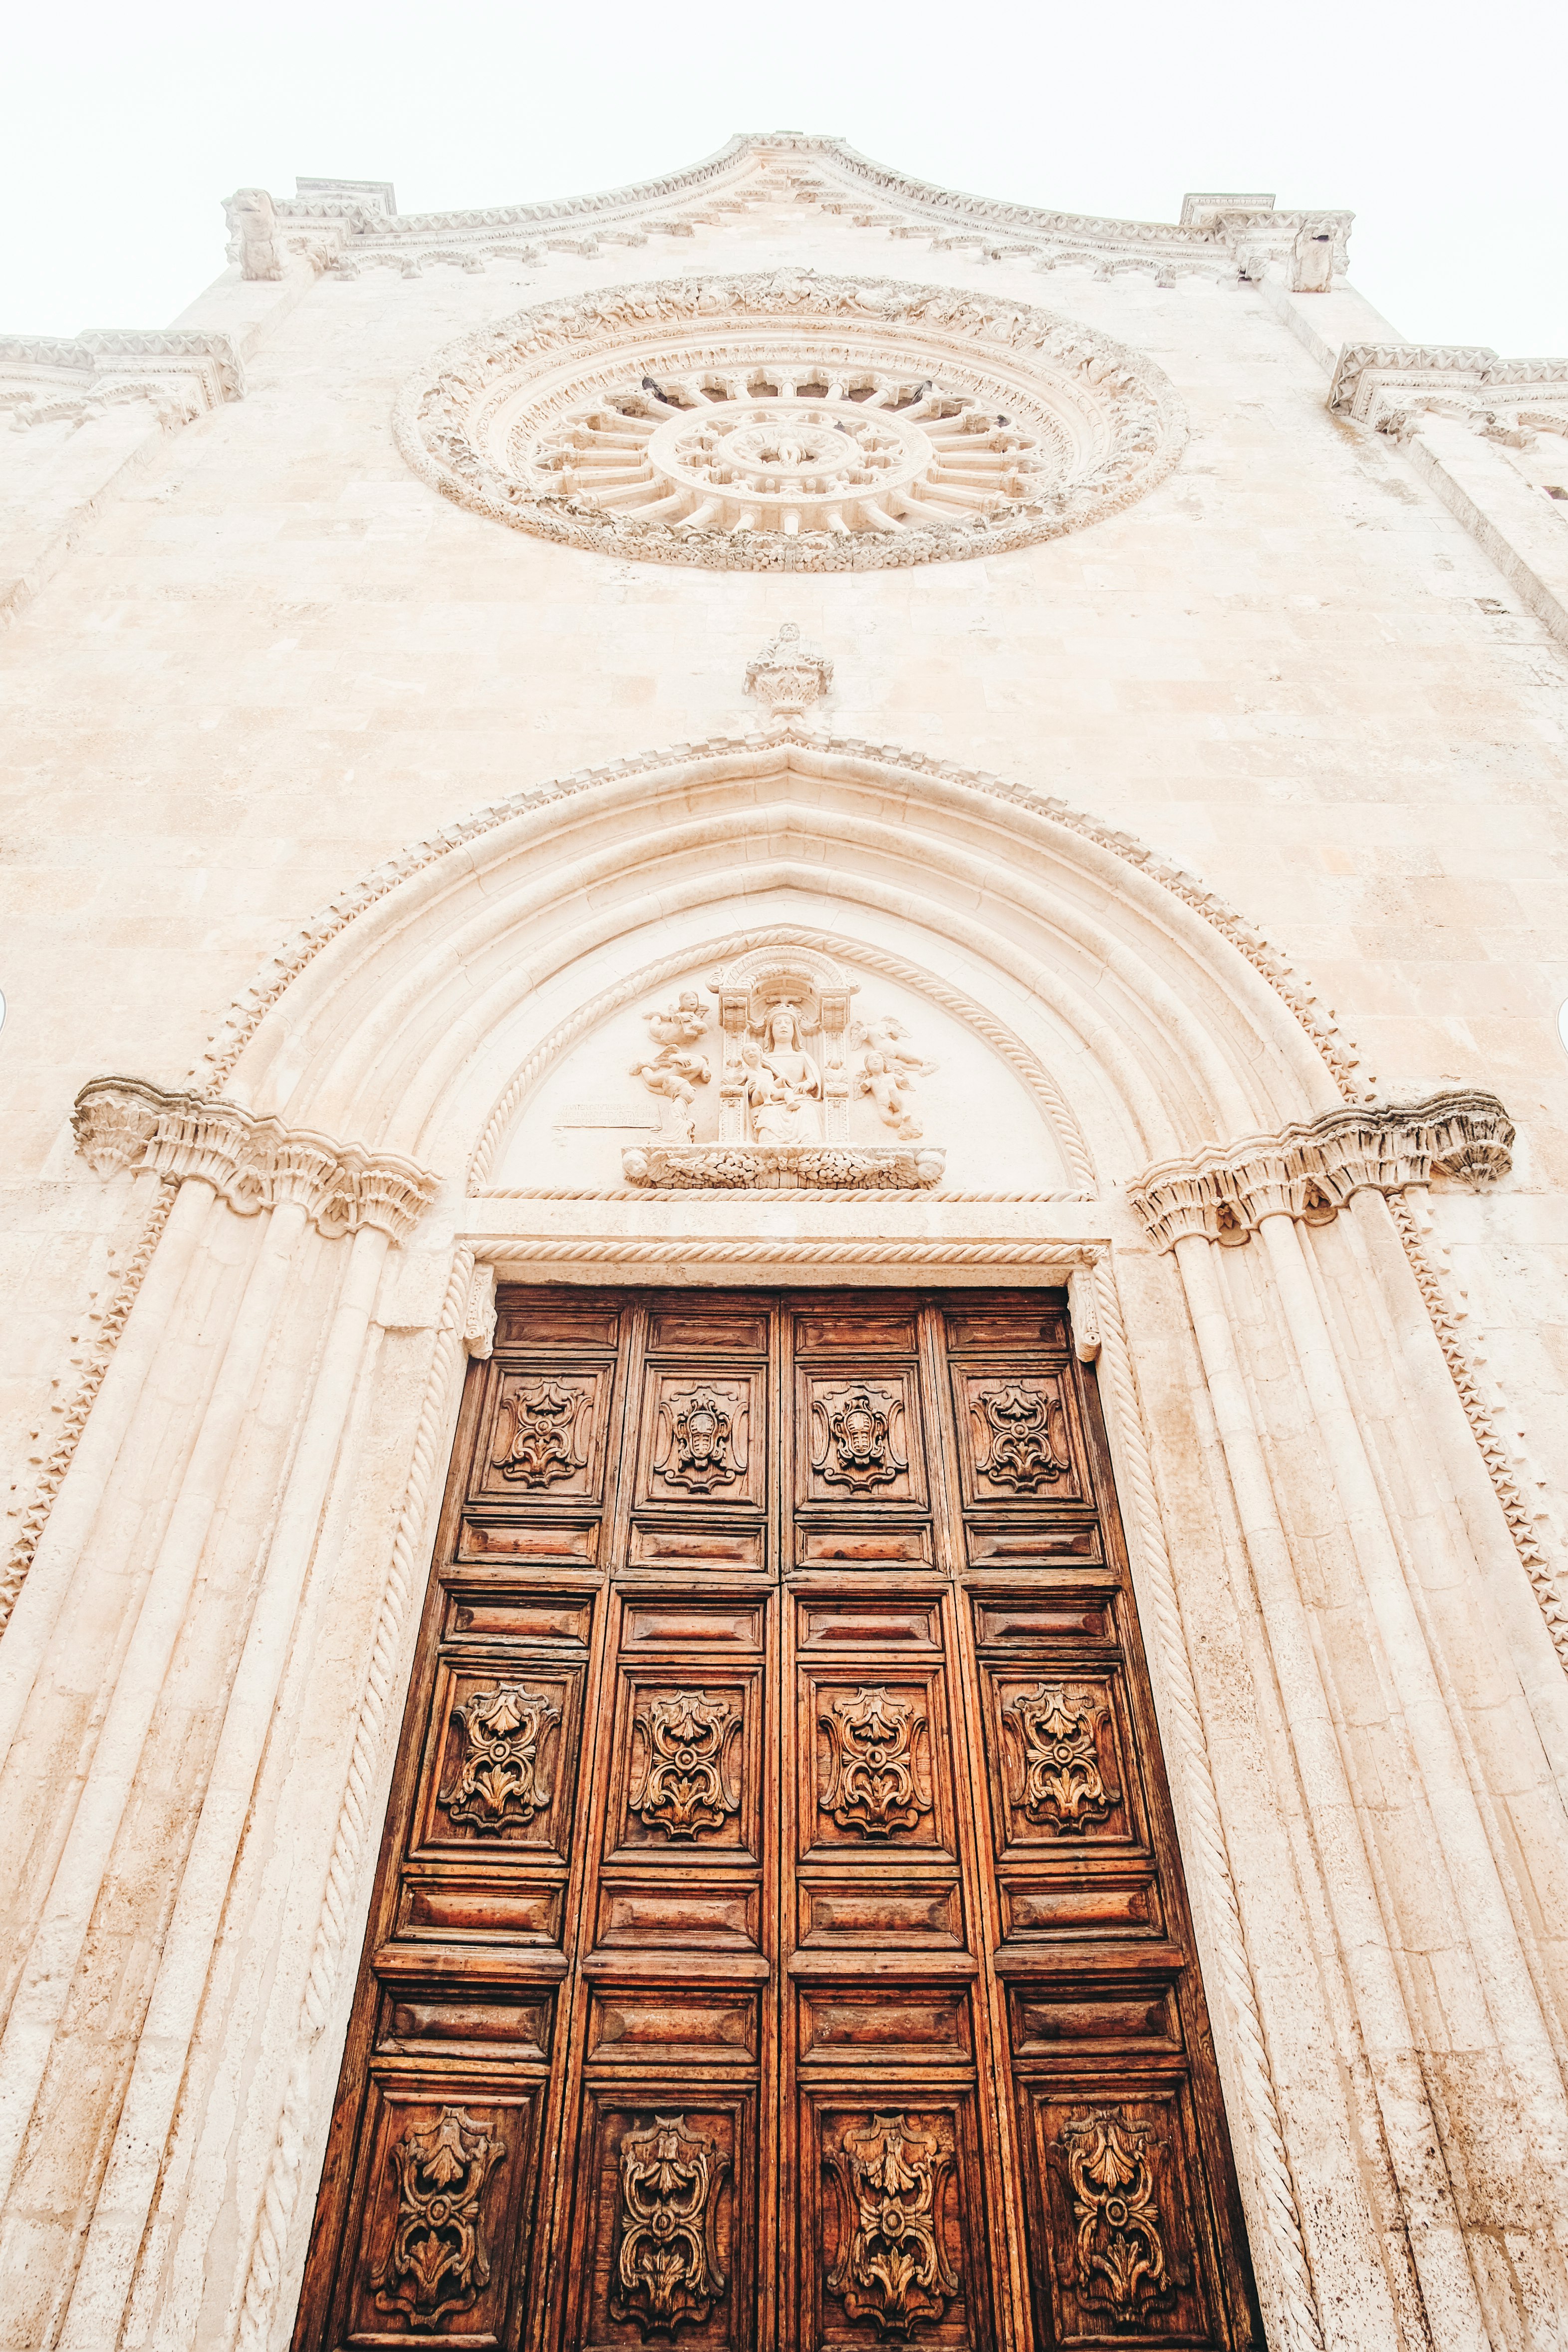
left=851, top=1013, right=937, bottom=1140
left=630, top=991, right=712, bottom=1141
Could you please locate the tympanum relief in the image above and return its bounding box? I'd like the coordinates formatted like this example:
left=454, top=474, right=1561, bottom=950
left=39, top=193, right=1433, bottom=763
left=498, top=942, right=1071, bottom=1193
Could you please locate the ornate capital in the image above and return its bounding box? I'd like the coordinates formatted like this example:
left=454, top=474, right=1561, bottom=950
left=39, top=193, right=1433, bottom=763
left=1128, top=1090, right=1513, bottom=1252
left=73, top=1076, right=440, bottom=1245
left=745, top=622, right=832, bottom=723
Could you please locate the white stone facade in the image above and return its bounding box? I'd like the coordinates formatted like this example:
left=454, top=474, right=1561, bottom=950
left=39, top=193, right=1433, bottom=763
left=0, top=133, right=1567, bottom=2351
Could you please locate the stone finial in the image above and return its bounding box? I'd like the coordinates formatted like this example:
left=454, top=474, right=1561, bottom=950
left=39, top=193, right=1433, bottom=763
left=743, top=621, right=832, bottom=725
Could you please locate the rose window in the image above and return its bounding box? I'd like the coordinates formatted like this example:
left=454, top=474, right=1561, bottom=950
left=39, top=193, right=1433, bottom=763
left=536, top=372, right=1050, bottom=538
left=396, top=274, right=1184, bottom=570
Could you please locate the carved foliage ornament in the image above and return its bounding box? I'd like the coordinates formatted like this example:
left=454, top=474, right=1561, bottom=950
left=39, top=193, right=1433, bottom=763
left=820, top=1685, right=932, bottom=1839
left=1007, top=1683, right=1120, bottom=1832
left=810, top=1381, right=908, bottom=1492
left=493, top=1376, right=591, bottom=1487
left=394, top=273, right=1184, bottom=571
left=611, top=2113, right=730, bottom=2335
left=372, top=2105, right=507, bottom=2327
left=630, top=1688, right=742, bottom=1840
left=441, top=1681, right=560, bottom=1832
left=972, top=1380, right=1071, bottom=1491
left=654, top=1385, right=746, bottom=1492
left=825, top=2110, right=961, bottom=2337
left=1056, top=2107, right=1178, bottom=2323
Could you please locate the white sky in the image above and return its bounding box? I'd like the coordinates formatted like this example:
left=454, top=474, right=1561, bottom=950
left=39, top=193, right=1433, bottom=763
left=4, top=0, right=1567, bottom=355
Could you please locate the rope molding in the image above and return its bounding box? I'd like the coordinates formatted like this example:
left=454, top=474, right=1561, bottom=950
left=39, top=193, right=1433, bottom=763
left=474, top=1186, right=1090, bottom=1203
left=0, top=1174, right=178, bottom=1640
left=1089, top=1262, right=1324, bottom=2351
left=474, top=1237, right=1105, bottom=1269
left=1387, top=1191, right=1568, bottom=1670
left=236, top=1246, right=474, bottom=2352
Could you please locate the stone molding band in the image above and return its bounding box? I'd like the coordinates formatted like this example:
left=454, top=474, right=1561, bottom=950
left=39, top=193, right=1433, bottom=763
left=72, top=1077, right=440, bottom=1246
left=1128, top=1090, right=1514, bottom=1250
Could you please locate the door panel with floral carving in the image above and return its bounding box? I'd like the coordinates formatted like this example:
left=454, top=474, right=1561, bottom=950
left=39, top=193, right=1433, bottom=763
left=293, top=1290, right=1258, bottom=2352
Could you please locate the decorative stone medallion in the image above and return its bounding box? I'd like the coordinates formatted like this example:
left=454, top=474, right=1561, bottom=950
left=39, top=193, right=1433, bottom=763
left=395, top=273, right=1184, bottom=569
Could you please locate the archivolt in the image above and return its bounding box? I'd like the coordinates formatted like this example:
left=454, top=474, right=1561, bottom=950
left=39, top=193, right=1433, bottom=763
left=186, top=731, right=1366, bottom=1180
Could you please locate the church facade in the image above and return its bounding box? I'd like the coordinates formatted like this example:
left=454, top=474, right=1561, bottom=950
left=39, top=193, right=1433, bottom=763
left=1, top=135, right=1567, bottom=2352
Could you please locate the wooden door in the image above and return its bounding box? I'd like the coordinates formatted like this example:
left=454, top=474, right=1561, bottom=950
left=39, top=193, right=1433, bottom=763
left=293, top=1288, right=1259, bottom=2352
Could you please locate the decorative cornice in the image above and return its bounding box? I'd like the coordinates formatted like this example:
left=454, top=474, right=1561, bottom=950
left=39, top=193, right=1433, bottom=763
left=72, top=1077, right=439, bottom=1245
left=1128, top=1091, right=1514, bottom=1251
left=0, top=329, right=244, bottom=431
left=261, top=137, right=1349, bottom=288
left=1328, top=341, right=1568, bottom=441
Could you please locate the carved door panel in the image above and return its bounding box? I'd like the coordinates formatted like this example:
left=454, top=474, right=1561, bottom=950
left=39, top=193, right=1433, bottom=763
left=293, top=1289, right=1258, bottom=2352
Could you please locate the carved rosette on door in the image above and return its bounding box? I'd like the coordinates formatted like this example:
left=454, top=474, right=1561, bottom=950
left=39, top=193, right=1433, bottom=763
left=293, top=1289, right=1259, bottom=2352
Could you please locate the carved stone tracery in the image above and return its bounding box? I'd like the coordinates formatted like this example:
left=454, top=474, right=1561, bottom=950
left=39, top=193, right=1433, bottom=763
left=394, top=273, right=1184, bottom=571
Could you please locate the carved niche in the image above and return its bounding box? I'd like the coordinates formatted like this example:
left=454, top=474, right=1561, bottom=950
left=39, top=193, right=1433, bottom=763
left=610, top=2113, right=730, bottom=2334
left=622, top=948, right=945, bottom=1190
left=371, top=2106, right=508, bottom=2328
left=823, top=2110, right=961, bottom=2335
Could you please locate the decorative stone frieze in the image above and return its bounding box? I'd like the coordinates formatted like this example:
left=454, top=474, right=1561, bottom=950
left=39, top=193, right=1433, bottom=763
left=1328, top=342, right=1568, bottom=442
left=72, top=1076, right=440, bottom=1245
left=393, top=273, right=1185, bottom=570
left=0, top=328, right=243, bottom=432
left=621, top=1142, right=944, bottom=1190
left=1128, top=1090, right=1514, bottom=1251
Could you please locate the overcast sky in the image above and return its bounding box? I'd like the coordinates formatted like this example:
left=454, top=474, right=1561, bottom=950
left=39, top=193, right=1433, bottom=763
left=4, top=0, right=1566, bottom=354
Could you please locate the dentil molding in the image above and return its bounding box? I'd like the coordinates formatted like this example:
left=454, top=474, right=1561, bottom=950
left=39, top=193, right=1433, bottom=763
left=72, top=1077, right=440, bottom=1245
left=1128, top=1090, right=1514, bottom=1249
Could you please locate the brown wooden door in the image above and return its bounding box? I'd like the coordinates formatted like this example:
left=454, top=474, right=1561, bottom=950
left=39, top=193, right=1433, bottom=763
left=294, top=1288, right=1259, bottom=2352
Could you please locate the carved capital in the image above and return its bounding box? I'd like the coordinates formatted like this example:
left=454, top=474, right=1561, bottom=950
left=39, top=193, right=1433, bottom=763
left=1128, top=1089, right=1514, bottom=1252
left=72, top=1076, right=440, bottom=1245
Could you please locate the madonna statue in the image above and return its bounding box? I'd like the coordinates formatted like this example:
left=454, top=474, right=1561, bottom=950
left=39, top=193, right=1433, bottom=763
left=743, top=1003, right=823, bottom=1144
